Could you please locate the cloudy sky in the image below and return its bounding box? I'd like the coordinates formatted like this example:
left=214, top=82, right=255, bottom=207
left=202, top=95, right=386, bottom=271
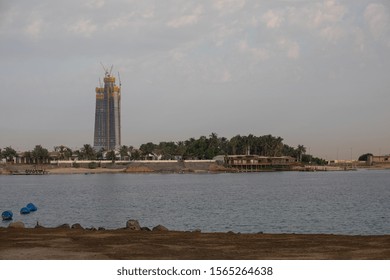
left=1, top=0, right=389, bottom=159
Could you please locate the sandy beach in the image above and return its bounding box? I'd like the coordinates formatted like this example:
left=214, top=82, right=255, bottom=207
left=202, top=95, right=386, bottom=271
left=1, top=227, right=390, bottom=260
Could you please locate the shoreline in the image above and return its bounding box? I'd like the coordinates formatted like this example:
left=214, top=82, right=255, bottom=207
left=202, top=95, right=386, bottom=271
left=2, top=165, right=390, bottom=175
left=1, top=227, right=390, bottom=259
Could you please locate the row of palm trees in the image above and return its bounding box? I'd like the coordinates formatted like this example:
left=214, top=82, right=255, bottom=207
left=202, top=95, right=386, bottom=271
left=1, top=133, right=314, bottom=163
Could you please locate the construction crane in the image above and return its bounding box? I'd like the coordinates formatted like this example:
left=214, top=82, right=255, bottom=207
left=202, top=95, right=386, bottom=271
left=100, top=62, right=114, bottom=77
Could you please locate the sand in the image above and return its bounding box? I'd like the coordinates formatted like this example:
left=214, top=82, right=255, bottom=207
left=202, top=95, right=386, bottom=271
left=1, top=228, right=390, bottom=260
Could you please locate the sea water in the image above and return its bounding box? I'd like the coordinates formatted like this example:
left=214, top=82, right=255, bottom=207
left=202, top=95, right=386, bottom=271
left=1, top=169, right=390, bottom=235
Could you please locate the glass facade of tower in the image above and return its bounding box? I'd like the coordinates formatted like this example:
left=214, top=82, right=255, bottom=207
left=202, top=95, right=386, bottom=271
left=94, top=72, right=121, bottom=151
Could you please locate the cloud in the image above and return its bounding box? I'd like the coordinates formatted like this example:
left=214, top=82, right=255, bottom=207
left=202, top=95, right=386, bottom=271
left=213, top=0, right=246, bottom=14
left=278, top=38, right=300, bottom=60
left=320, top=25, right=344, bottom=42
left=262, top=10, right=284, bottom=29
left=167, top=6, right=203, bottom=28
left=221, top=69, right=231, bottom=82
left=312, top=0, right=346, bottom=27
left=25, top=18, right=44, bottom=38
left=287, top=0, right=346, bottom=29
left=104, top=14, right=134, bottom=30
left=238, top=40, right=269, bottom=61
left=85, top=0, right=105, bottom=9
left=67, top=19, right=97, bottom=37
left=364, top=3, right=390, bottom=40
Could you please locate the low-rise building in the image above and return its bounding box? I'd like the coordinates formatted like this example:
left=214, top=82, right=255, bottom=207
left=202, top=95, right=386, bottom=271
left=225, top=155, right=296, bottom=172
left=367, top=155, right=390, bottom=165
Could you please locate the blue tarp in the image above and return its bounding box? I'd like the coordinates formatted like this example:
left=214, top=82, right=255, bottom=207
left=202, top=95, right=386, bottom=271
left=26, top=203, right=37, bottom=212
left=20, top=207, right=30, bottom=214
left=2, top=210, right=13, bottom=220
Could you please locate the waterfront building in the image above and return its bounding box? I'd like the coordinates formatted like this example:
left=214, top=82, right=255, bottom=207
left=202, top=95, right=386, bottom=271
left=93, top=67, right=121, bottom=150
left=225, top=155, right=296, bottom=172
left=367, top=155, right=390, bottom=165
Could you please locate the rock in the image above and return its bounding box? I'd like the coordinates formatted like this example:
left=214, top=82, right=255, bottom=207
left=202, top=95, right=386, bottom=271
left=98, top=227, right=106, bottom=231
left=8, top=221, right=25, bottom=229
left=56, top=224, right=70, bottom=229
left=126, top=220, right=141, bottom=231
left=152, top=225, right=169, bottom=232
left=71, top=223, right=84, bottom=230
left=141, top=227, right=151, bottom=231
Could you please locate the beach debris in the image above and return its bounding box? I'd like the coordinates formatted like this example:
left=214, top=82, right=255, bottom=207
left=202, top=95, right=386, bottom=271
left=26, top=203, right=38, bottom=212
left=126, top=219, right=141, bottom=231
left=35, top=221, right=45, bottom=228
left=1, top=210, right=13, bottom=221
left=152, top=225, right=169, bottom=232
left=8, top=221, right=25, bottom=229
left=20, top=207, right=30, bottom=215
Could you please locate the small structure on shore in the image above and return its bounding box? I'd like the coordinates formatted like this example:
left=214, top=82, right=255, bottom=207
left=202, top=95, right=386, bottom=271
left=225, top=155, right=296, bottom=172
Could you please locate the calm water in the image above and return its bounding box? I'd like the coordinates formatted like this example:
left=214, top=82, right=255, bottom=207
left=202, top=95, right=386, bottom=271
left=1, top=170, right=390, bottom=235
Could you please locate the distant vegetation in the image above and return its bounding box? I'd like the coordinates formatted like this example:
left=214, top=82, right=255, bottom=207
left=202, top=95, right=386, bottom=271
left=0, top=133, right=326, bottom=164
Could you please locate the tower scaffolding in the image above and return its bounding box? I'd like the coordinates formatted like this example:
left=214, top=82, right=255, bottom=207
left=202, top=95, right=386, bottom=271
left=93, top=66, right=121, bottom=151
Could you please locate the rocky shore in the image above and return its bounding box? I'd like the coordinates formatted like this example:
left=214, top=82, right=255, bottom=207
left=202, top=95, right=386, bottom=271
left=1, top=220, right=390, bottom=260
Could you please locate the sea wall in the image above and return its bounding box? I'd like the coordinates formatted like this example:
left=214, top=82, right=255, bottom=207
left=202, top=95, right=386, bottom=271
left=124, top=160, right=230, bottom=173
left=46, top=160, right=228, bottom=173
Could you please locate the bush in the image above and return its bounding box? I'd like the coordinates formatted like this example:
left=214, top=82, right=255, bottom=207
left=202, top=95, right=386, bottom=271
left=88, top=162, right=98, bottom=169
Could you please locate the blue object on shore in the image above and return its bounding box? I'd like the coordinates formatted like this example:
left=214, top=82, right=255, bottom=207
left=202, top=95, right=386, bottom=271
left=26, top=203, right=37, bottom=212
left=2, top=210, right=13, bottom=221
left=20, top=207, right=30, bottom=215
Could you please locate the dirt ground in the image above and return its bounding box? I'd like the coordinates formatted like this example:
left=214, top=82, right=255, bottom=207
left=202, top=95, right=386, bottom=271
left=1, top=228, right=390, bottom=260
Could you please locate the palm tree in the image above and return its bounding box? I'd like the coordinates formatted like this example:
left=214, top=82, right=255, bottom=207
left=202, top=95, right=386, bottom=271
left=54, top=145, right=72, bottom=160
left=106, top=150, right=116, bottom=162
left=296, top=145, right=306, bottom=162
left=81, top=144, right=96, bottom=160
left=119, top=145, right=129, bottom=160
left=32, top=145, right=49, bottom=164
left=1, top=146, right=17, bottom=162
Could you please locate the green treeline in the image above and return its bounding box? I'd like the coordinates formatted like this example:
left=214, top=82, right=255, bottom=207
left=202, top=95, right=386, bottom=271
left=0, top=133, right=327, bottom=165
left=138, top=133, right=307, bottom=160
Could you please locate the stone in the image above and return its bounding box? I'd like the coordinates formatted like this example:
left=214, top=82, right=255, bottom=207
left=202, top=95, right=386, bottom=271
left=152, top=225, right=169, bottom=232
left=126, top=220, right=141, bottom=231
left=98, top=227, right=106, bottom=231
left=56, top=224, right=70, bottom=229
left=71, top=223, right=84, bottom=230
left=8, top=221, right=25, bottom=229
left=141, top=227, right=151, bottom=231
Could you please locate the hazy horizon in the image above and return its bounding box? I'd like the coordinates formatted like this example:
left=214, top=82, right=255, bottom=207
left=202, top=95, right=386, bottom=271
left=1, top=0, right=389, bottom=160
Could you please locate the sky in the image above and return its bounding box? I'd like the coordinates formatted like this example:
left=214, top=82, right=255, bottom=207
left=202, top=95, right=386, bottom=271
left=0, top=0, right=389, bottom=160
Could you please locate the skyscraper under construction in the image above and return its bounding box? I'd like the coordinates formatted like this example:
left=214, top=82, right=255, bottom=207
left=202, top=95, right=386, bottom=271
left=93, top=66, right=121, bottom=151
